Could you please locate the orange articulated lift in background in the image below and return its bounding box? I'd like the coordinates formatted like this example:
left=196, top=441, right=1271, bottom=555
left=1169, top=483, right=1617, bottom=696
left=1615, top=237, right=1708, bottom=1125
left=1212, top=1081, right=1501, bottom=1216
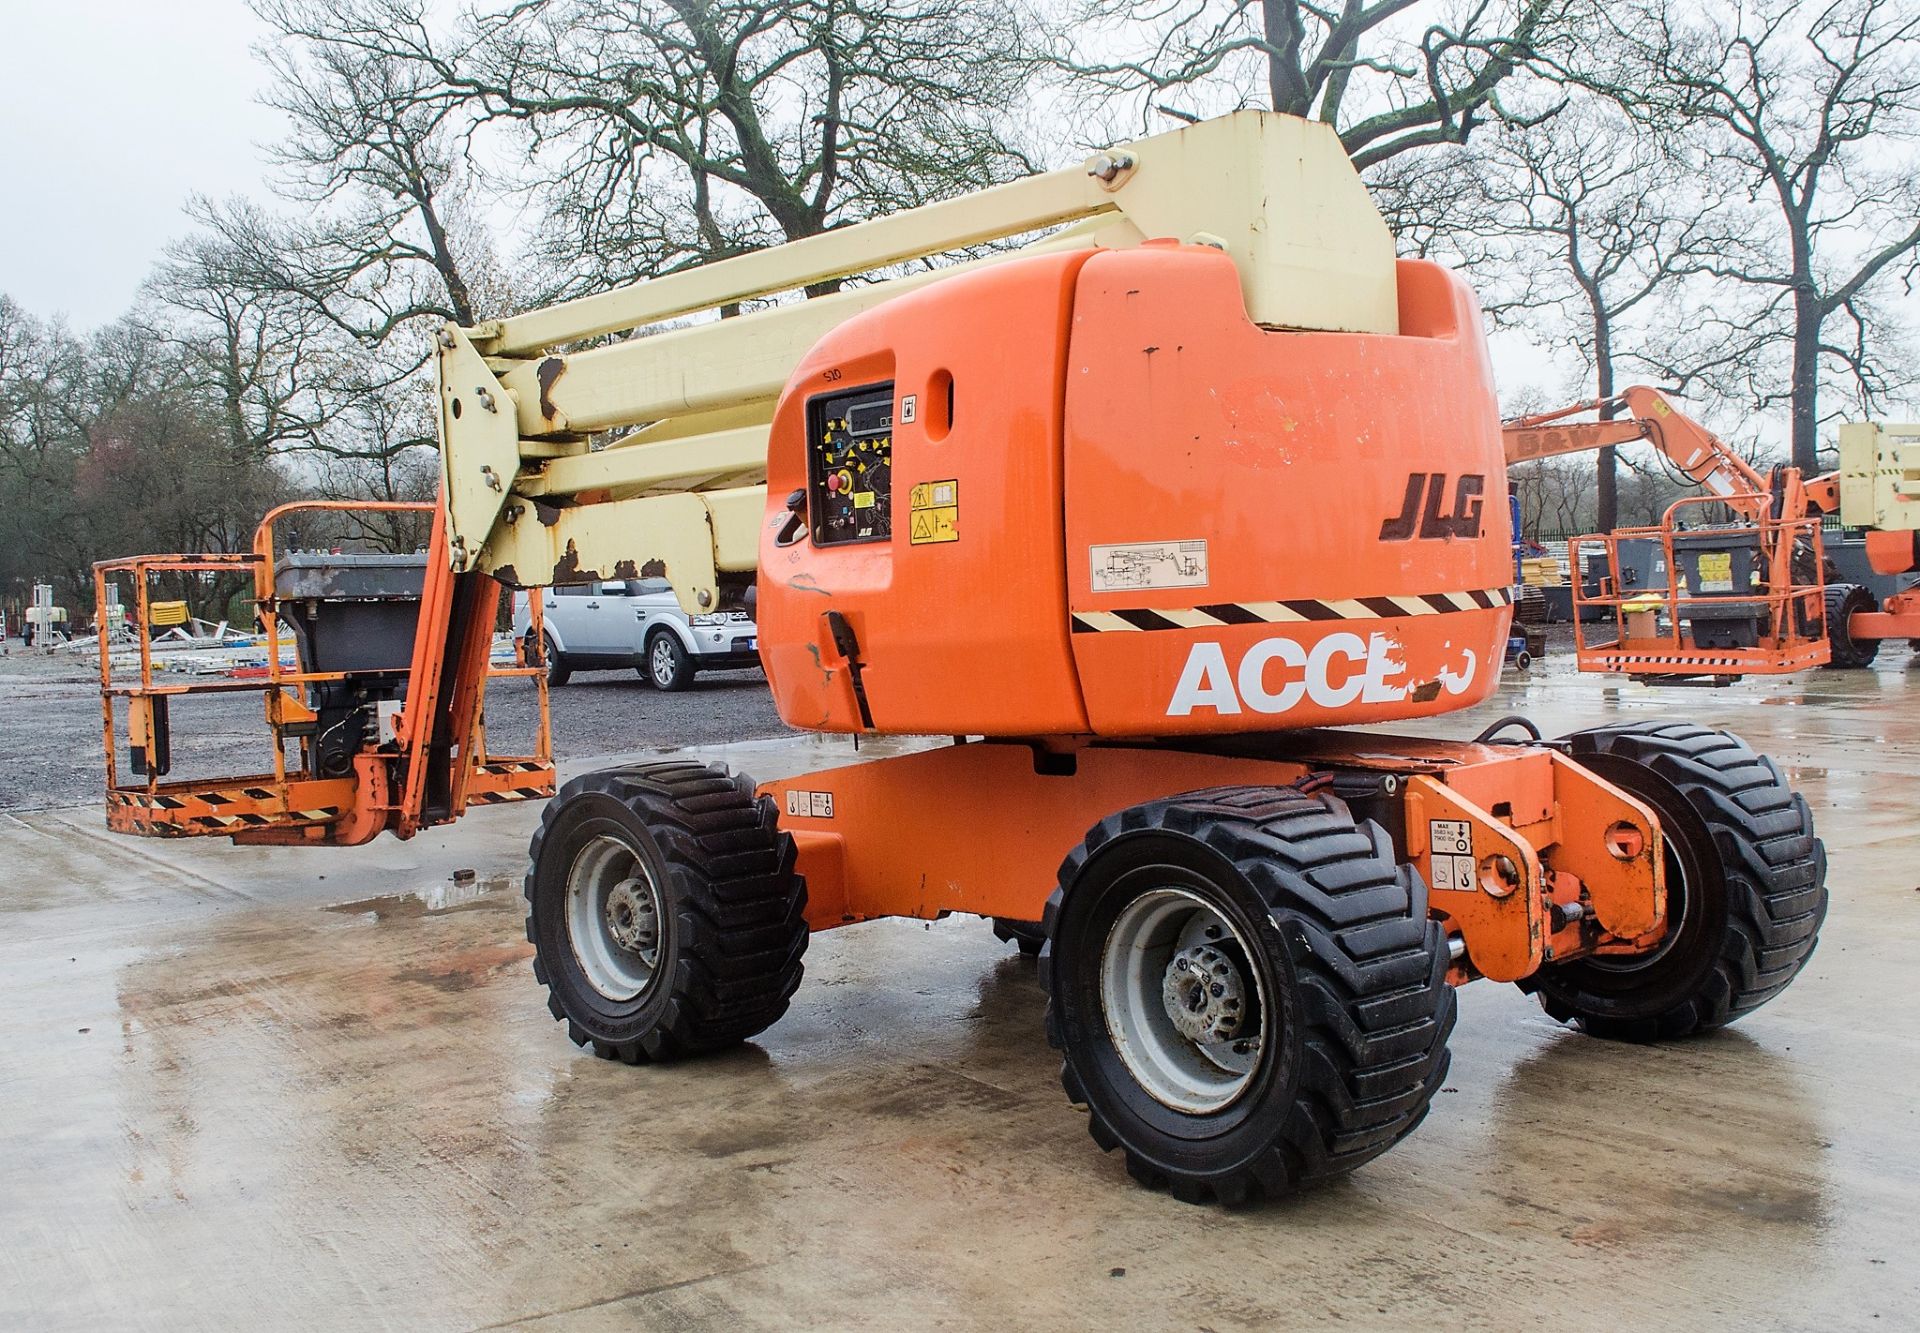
left=1504, top=386, right=1920, bottom=680
left=96, top=113, right=1829, bottom=1206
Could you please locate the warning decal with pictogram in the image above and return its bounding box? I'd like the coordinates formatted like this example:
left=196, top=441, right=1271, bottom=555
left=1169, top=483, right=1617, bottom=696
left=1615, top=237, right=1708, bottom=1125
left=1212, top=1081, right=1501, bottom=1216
left=908, top=479, right=959, bottom=544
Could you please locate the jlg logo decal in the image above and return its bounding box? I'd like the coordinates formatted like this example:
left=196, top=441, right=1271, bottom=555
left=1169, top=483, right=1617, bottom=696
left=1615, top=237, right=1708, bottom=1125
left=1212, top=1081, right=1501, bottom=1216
left=1380, top=472, right=1485, bottom=541
left=1168, top=632, right=1477, bottom=716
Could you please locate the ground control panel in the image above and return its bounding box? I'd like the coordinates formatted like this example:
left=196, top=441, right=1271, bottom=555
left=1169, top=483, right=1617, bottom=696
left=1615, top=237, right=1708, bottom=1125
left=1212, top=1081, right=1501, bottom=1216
left=807, top=383, right=894, bottom=545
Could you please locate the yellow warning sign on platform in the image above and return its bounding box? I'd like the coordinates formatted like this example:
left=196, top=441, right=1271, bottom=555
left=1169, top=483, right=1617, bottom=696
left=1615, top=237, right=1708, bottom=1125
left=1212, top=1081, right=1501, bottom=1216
left=908, top=478, right=959, bottom=545
left=1695, top=550, right=1733, bottom=592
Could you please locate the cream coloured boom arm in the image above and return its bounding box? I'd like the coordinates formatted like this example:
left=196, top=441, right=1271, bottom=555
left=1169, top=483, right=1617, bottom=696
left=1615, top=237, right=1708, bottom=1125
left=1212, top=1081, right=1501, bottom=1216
left=433, top=111, right=1400, bottom=612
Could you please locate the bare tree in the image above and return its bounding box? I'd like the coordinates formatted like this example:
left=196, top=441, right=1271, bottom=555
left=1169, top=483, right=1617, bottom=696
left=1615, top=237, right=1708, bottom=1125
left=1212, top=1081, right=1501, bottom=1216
left=144, top=208, right=338, bottom=462
left=265, top=0, right=1044, bottom=299
left=1510, top=455, right=1592, bottom=539
left=1049, top=0, right=1572, bottom=168
left=136, top=3, right=512, bottom=509
left=1460, top=99, right=1740, bottom=526
left=1602, top=0, right=1920, bottom=472
left=257, top=0, right=507, bottom=328
left=0, top=299, right=90, bottom=610
left=0, top=298, right=301, bottom=616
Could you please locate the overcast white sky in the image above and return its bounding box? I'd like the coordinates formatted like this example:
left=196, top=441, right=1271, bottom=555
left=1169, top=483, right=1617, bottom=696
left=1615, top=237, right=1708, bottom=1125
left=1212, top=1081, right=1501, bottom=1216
left=0, top=1, right=1907, bottom=430
left=0, top=1, right=285, bottom=330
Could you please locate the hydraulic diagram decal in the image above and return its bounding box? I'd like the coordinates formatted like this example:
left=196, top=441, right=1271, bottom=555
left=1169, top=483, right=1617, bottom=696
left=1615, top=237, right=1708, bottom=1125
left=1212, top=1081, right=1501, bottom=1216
left=909, top=479, right=959, bottom=545
left=1089, top=540, right=1210, bottom=593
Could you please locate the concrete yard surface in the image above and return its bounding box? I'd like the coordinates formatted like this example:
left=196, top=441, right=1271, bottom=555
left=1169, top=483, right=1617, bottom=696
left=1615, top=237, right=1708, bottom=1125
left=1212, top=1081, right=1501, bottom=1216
left=3, top=657, right=1917, bottom=1330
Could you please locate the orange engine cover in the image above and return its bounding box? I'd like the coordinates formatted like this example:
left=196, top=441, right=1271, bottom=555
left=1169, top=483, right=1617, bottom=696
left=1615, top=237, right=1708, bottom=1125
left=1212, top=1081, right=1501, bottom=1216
left=758, top=243, right=1511, bottom=738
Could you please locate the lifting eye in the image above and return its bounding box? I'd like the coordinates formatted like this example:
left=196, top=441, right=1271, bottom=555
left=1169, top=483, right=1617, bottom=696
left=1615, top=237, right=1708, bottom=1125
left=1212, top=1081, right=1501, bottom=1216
left=1604, top=822, right=1647, bottom=860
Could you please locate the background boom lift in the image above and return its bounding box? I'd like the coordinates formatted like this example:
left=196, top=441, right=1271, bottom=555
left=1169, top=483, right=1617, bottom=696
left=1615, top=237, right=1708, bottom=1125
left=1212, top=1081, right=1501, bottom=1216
left=97, top=112, right=1830, bottom=1206
left=1503, top=387, right=1920, bottom=678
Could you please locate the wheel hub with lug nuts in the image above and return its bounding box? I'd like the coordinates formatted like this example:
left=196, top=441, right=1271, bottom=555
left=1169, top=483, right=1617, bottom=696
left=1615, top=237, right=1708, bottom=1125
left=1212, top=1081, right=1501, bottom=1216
left=1162, top=943, right=1246, bottom=1045
left=1100, top=887, right=1268, bottom=1114
left=604, top=876, right=660, bottom=961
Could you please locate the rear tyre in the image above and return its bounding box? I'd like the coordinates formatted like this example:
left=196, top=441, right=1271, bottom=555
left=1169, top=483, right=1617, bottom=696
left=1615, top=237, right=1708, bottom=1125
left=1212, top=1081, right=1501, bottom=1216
left=1531, top=722, right=1826, bottom=1041
left=991, top=917, right=1047, bottom=956
left=1822, top=583, right=1881, bottom=668
left=540, top=632, right=571, bottom=687
left=646, top=629, right=695, bottom=691
left=525, top=762, right=807, bottom=1062
left=1043, top=787, right=1454, bottom=1205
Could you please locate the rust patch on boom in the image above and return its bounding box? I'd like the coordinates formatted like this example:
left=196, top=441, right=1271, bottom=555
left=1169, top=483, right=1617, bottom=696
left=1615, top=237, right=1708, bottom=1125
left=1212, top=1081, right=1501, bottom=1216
left=536, top=357, right=567, bottom=424
left=551, top=539, right=600, bottom=586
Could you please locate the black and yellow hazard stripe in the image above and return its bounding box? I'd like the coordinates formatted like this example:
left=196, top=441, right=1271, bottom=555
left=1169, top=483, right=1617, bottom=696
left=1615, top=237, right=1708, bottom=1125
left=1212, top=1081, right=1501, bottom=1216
left=1071, top=586, right=1514, bottom=633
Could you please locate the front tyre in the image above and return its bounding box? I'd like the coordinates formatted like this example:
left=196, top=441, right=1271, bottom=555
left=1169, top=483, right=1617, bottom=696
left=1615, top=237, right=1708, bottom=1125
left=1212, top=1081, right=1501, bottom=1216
left=646, top=629, right=695, bottom=691
left=525, top=762, right=807, bottom=1062
left=1533, top=722, right=1826, bottom=1041
left=1043, top=787, right=1454, bottom=1205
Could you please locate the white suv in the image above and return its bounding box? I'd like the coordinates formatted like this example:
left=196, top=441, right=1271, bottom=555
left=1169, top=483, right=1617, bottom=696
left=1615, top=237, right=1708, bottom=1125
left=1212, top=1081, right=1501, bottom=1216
left=513, top=579, right=760, bottom=690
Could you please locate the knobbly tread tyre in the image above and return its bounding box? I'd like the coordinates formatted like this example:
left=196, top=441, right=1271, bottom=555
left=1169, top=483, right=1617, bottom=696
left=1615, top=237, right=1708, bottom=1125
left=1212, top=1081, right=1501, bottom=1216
left=1537, top=721, right=1826, bottom=1041
left=525, top=761, right=807, bottom=1063
left=991, top=917, right=1047, bottom=956
left=1822, top=584, right=1881, bottom=669
left=1041, top=786, right=1455, bottom=1206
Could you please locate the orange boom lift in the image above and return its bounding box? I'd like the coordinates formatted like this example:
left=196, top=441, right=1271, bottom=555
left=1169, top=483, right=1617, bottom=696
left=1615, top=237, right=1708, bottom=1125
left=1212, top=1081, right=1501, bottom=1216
left=1504, top=387, right=1920, bottom=680
left=97, top=114, right=1828, bottom=1205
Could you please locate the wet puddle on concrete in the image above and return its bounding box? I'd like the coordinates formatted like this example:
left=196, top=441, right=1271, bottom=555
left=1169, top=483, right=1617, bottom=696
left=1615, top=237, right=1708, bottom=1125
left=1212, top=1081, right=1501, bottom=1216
left=324, top=873, right=513, bottom=921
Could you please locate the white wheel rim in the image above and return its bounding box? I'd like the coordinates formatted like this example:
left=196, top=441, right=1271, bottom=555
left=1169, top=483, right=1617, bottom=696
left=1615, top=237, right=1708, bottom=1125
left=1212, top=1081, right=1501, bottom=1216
left=566, top=834, right=664, bottom=1000
left=652, top=638, right=674, bottom=683
left=1100, top=887, right=1267, bottom=1114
